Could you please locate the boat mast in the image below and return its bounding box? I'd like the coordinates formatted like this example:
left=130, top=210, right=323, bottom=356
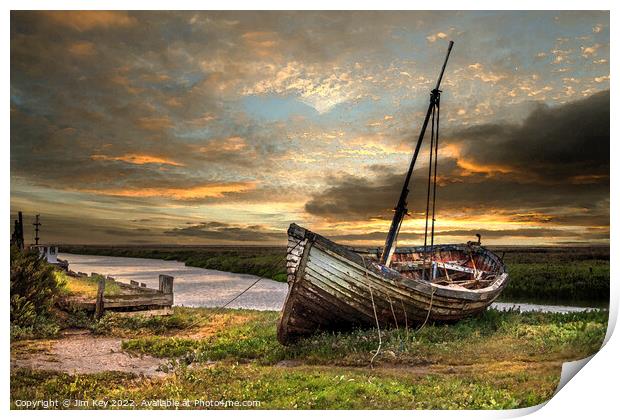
left=380, top=41, right=454, bottom=267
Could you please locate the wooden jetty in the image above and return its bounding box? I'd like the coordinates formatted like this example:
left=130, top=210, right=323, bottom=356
left=61, top=274, right=175, bottom=318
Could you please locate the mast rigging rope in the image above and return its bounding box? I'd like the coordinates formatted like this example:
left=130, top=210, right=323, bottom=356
left=423, top=91, right=441, bottom=280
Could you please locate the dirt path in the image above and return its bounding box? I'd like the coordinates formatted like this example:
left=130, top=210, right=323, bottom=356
left=11, top=330, right=167, bottom=377
left=12, top=330, right=565, bottom=380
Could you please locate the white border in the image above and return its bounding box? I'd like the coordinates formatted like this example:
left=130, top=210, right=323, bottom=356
left=3, top=2, right=616, bottom=419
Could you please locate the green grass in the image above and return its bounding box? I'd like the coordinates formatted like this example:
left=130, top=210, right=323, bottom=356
left=113, top=307, right=607, bottom=367
left=495, top=246, right=609, bottom=264
left=89, top=308, right=203, bottom=336
left=10, top=363, right=559, bottom=409
left=184, top=254, right=287, bottom=281
left=14, top=244, right=608, bottom=409
left=11, top=307, right=607, bottom=409
left=501, top=261, right=609, bottom=302
left=57, top=272, right=123, bottom=298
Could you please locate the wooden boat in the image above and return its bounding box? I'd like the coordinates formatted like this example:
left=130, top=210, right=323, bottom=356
left=278, top=42, right=509, bottom=344
left=277, top=224, right=508, bottom=344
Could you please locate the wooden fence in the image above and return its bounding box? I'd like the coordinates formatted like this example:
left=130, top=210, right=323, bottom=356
left=64, top=274, right=175, bottom=318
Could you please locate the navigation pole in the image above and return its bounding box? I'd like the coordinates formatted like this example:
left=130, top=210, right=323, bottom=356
left=33, top=214, right=41, bottom=245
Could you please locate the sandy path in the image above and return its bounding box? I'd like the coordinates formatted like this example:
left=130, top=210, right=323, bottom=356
left=11, top=331, right=166, bottom=377
left=12, top=330, right=565, bottom=381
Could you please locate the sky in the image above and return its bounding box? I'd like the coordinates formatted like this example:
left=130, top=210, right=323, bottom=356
left=10, top=11, right=610, bottom=246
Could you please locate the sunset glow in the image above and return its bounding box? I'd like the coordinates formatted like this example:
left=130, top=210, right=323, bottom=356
left=10, top=11, right=609, bottom=245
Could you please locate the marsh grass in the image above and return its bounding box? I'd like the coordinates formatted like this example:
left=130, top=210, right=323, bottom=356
left=116, top=307, right=607, bottom=367
left=502, top=261, right=609, bottom=301
left=58, top=272, right=123, bottom=298
left=10, top=363, right=559, bottom=409
left=11, top=307, right=607, bottom=410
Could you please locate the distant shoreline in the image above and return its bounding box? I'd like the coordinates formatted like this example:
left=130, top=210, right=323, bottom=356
left=58, top=245, right=610, bottom=306
left=58, top=243, right=610, bottom=249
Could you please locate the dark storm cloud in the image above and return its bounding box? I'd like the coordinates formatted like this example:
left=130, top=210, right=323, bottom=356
left=164, top=221, right=284, bottom=242
left=304, top=167, right=608, bottom=221
left=453, top=90, right=609, bottom=181
left=305, top=91, right=609, bottom=225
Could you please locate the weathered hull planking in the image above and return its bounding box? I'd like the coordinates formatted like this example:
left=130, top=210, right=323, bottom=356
left=278, top=224, right=509, bottom=345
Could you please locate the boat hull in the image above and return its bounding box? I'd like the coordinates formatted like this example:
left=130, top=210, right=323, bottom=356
left=278, top=224, right=509, bottom=345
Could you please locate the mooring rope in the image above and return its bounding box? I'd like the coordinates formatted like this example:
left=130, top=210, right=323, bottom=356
left=415, top=285, right=436, bottom=333
left=217, top=276, right=264, bottom=310
left=182, top=237, right=304, bottom=331
left=360, top=254, right=382, bottom=368
left=387, top=295, right=404, bottom=350
left=429, top=96, right=440, bottom=259
left=217, top=237, right=305, bottom=311
left=422, top=93, right=442, bottom=281
left=422, top=103, right=436, bottom=279
left=400, top=299, right=409, bottom=343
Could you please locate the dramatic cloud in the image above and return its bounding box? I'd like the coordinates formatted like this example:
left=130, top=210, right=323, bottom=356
left=10, top=11, right=609, bottom=245
left=305, top=91, right=609, bottom=242
left=164, top=221, right=283, bottom=242
left=40, top=11, right=138, bottom=31
left=451, top=90, right=609, bottom=182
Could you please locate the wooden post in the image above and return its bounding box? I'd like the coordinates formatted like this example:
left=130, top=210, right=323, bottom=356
left=159, top=275, right=174, bottom=294
left=94, top=276, right=105, bottom=319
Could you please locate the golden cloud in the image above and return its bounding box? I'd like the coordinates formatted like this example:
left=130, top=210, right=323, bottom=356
left=570, top=174, right=609, bottom=184
left=241, top=31, right=279, bottom=57
left=90, top=154, right=184, bottom=167
left=468, top=63, right=506, bottom=83
left=42, top=11, right=137, bottom=31
left=456, top=158, right=515, bottom=175
left=244, top=61, right=363, bottom=114
left=594, top=75, right=610, bottom=83
left=196, top=136, right=247, bottom=153
left=136, top=116, right=173, bottom=131
left=84, top=182, right=257, bottom=200
left=581, top=43, right=603, bottom=58
left=68, top=41, right=96, bottom=56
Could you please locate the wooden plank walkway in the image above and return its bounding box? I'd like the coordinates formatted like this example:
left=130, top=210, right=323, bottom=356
left=60, top=274, right=174, bottom=317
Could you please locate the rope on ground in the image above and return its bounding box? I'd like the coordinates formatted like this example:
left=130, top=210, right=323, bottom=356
left=360, top=254, right=382, bottom=368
